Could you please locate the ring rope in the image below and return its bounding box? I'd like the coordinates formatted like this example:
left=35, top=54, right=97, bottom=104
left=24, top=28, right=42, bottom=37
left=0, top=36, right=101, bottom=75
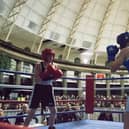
left=0, top=69, right=33, bottom=75
left=0, top=110, right=85, bottom=119
left=1, top=69, right=129, bottom=81
left=0, top=99, right=83, bottom=103
left=0, top=109, right=124, bottom=120
left=0, top=84, right=83, bottom=91
left=0, top=98, right=126, bottom=104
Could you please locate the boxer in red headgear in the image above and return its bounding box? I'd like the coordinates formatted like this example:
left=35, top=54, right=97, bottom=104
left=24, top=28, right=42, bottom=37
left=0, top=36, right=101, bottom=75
left=40, top=48, right=63, bottom=80
left=24, top=48, right=63, bottom=129
left=42, top=48, right=55, bottom=62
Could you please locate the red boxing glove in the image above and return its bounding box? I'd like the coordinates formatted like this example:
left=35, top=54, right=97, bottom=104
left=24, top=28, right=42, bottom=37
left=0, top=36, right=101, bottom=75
left=47, top=64, right=63, bottom=80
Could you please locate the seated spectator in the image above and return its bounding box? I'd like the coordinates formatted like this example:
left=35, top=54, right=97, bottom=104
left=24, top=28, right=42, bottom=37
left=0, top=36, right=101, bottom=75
left=98, top=112, right=113, bottom=121
left=62, top=103, right=76, bottom=122
left=15, top=104, right=38, bottom=125
left=72, top=104, right=81, bottom=121
left=0, top=108, right=10, bottom=123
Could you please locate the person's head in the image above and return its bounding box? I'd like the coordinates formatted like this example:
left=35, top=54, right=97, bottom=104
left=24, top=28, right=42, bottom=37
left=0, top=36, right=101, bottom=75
left=66, top=103, right=71, bottom=110
left=41, top=48, right=55, bottom=63
left=117, top=32, right=129, bottom=49
left=22, top=104, right=29, bottom=113
left=0, top=109, right=4, bottom=116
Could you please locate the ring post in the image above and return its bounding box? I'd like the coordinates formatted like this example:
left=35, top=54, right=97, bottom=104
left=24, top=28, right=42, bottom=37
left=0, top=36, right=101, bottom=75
left=85, top=75, right=94, bottom=113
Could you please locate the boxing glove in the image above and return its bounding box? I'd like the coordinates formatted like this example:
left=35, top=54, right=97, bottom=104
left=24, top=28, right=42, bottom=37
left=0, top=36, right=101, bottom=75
left=106, top=45, right=119, bottom=62
left=47, top=64, right=63, bottom=80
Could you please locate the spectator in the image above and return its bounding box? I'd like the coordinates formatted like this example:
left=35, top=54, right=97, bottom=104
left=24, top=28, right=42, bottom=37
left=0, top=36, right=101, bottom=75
left=0, top=108, right=10, bottom=123
left=15, top=104, right=38, bottom=125
left=62, top=103, right=75, bottom=122
left=98, top=112, right=113, bottom=121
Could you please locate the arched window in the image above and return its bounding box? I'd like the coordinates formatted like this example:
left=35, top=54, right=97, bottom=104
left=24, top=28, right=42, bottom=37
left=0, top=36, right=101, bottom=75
left=74, top=57, right=80, bottom=64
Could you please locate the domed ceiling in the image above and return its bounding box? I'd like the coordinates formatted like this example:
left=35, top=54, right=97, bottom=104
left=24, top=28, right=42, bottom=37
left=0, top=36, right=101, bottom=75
left=0, top=0, right=129, bottom=65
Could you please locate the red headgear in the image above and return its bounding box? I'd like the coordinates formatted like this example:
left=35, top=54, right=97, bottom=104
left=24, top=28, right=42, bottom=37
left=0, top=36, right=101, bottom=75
left=41, top=48, right=55, bottom=61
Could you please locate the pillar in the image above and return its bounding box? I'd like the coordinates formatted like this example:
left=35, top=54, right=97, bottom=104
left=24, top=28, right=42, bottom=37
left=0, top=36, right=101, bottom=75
left=62, top=70, right=67, bottom=95
left=106, top=73, right=111, bottom=97
left=76, top=72, right=82, bottom=97
left=120, top=74, right=124, bottom=96
left=15, top=60, right=22, bottom=85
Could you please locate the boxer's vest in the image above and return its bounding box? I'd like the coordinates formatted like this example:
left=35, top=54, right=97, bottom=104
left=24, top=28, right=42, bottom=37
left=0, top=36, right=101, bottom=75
left=39, top=62, right=53, bottom=85
left=41, top=62, right=45, bottom=72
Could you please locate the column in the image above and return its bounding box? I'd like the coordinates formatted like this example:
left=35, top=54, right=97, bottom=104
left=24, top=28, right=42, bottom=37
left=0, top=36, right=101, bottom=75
left=106, top=73, right=111, bottom=97
left=120, top=74, right=124, bottom=96
left=76, top=72, right=82, bottom=97
left=62, top=70, right=67, bottom=95
left=0, top=72, right=3, bottom=83
left=15, top=60, right=22, bottom=85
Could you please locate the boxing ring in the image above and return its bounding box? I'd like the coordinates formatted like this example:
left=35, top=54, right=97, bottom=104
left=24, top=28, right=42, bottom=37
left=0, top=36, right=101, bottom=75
left=33, top=120, right=123, bottom=129
left=0, top=69, right=128, bottom=129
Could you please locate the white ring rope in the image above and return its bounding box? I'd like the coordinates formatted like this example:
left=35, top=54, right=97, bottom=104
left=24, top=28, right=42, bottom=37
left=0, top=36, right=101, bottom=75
left=1, top=84, right=129, bottom=91
left=0, top=84, right=83, bottom=91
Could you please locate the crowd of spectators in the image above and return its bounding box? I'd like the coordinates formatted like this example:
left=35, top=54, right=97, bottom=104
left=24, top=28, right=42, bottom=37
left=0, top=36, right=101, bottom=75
left=95, top=94, right=126, bottom=110
left=0, top=94, right=127, bottom=126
